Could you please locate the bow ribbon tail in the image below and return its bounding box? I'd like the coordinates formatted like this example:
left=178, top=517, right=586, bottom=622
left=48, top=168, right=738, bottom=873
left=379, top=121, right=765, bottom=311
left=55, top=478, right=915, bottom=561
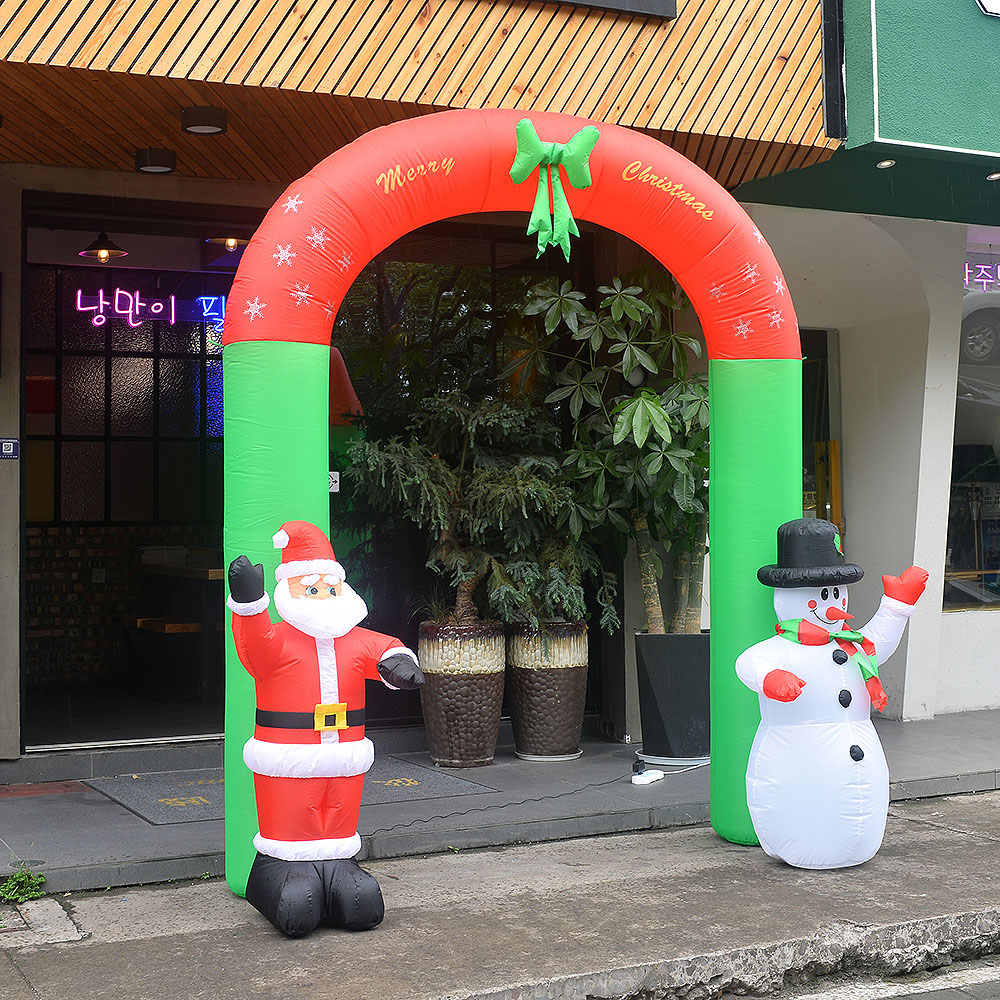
left=525, top=163, right=554, bottom=258
left=549, top=165, right=580, bottom=263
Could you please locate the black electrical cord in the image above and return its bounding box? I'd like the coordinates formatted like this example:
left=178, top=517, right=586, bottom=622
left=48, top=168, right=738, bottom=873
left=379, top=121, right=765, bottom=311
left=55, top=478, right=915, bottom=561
left=364, top=759, right=709, bottom=838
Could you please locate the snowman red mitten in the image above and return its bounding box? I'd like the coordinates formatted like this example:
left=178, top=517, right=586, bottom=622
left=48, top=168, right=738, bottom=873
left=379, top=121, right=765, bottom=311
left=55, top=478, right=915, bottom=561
left=881, top=565, right=929, bottom=606
left=762, top=669, right=806, bottom=702
left=865, top=676, right=888, bottom=713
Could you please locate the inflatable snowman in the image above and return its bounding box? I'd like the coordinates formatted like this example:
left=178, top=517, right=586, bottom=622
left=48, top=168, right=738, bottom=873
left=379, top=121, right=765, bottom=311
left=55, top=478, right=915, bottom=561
left=736, top=519, right=927, bottom=869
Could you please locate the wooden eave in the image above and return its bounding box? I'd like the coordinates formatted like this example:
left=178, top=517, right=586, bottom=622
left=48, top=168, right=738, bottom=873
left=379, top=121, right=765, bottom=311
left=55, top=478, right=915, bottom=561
left=0, top=0, right=839, bottom=188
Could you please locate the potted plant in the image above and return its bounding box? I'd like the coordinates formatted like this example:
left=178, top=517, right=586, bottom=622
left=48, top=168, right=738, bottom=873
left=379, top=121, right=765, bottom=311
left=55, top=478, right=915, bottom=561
left=500, top=537, right=619, bottom=761
left=509, top=268, right=711, bottom=760
left=345, top=392, right=618, bottom=766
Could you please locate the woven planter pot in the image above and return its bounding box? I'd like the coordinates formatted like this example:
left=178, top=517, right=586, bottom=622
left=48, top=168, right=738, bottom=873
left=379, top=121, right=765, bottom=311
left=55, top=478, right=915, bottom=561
left=418, top=621, right=505, bottom=767
left=507, top=622, right=588, bottom=761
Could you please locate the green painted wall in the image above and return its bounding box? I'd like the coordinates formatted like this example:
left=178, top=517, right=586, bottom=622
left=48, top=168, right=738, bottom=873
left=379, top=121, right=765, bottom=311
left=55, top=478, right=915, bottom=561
left=846, top=0, right=1000, bottom=155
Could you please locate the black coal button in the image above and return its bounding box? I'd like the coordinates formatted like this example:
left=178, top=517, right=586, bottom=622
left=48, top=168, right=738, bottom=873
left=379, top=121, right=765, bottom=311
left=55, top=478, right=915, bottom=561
left=832, top=649, right=849, bottom=664
left=839, top=689, right=852, bottom=707
left=850, top=744, right=864, bottom=761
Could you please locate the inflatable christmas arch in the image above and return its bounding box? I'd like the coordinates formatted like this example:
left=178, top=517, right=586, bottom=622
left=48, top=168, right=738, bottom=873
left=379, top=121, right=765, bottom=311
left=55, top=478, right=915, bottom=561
left=222, top=108, right=802, bottom=894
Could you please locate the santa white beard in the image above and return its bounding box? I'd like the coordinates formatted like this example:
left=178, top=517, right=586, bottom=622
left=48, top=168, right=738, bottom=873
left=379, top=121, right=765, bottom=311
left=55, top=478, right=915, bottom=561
left=273, top=577, right=369, bottom=639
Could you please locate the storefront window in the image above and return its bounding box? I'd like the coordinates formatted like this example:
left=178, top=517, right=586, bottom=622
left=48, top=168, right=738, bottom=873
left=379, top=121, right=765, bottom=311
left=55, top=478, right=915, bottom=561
left=24, top=265, right=228, bottom=524
left=944, top=225, right=1000, bottom=610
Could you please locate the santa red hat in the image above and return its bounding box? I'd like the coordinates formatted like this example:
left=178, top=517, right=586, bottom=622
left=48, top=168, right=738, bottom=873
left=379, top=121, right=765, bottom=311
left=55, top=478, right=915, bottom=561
left=272, top=521, right=346, bottom=583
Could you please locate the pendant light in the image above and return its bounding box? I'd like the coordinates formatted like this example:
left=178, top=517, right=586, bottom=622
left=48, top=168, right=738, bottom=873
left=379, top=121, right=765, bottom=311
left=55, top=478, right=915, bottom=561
left=78, top=231, right=128, bottom=264
left=205, top=236, right=249, bottom=253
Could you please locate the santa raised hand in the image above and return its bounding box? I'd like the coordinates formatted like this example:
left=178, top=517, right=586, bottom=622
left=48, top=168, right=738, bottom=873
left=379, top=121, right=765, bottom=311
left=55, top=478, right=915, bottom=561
left=735, top=519, right=927, bottom=869
left=228, top=520, right=423, bottom=938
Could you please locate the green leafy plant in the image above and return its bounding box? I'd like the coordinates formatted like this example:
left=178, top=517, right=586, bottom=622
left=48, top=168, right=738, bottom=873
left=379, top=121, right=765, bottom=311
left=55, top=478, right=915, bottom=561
left=344, top=392, right=619, bottom=630
left=507, top=269, right=709, bottom=634
left=0, top=861, right=46, bottom=904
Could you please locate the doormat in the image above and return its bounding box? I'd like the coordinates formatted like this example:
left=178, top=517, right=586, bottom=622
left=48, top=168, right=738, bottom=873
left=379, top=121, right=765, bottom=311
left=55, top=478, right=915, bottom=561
left=84, top=769, right=225, bottom=825
left=362, top=755, right=497, bottom=805
left=84, top=756, right=495, bottom=823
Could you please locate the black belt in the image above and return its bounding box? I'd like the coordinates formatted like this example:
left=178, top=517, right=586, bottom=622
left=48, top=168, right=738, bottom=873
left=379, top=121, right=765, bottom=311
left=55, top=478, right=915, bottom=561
left=256, top=706, right=365, bottom=731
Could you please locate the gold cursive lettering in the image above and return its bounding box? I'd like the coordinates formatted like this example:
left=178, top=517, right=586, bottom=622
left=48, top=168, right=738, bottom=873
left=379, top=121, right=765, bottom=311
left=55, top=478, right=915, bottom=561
left=620, top=160, right=715, bottom=220
left=376, top=156, right=456, bottom=194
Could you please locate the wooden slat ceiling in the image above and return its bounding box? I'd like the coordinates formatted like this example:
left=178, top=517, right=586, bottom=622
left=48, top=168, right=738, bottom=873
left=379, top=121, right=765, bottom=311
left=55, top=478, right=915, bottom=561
left=0, top=0, right=838, bottom=189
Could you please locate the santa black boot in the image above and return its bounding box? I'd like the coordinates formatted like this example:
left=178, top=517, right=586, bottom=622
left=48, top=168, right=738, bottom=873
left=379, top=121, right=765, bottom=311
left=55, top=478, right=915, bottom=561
left=320, top=859, right=385, bottom=931
left=245, top=853, right=325, bottom=938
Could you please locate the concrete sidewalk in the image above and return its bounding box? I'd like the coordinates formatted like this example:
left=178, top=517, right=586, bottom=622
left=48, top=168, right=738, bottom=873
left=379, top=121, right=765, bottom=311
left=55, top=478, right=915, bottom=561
left=2, top=789, right=1000, bottom=1000
left=2, top=709, right=1000, bottom=894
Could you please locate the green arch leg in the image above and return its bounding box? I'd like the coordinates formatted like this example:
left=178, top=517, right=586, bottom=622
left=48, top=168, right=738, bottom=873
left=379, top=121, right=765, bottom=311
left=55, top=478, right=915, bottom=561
left=708, top=359, right=802, bottom=845
left=223, top=340, right=332, bottom=896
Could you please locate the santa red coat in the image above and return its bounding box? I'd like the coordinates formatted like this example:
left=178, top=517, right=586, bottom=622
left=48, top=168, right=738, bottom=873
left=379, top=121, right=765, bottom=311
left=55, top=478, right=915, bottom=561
left=230, top=594, right=413, bottom=861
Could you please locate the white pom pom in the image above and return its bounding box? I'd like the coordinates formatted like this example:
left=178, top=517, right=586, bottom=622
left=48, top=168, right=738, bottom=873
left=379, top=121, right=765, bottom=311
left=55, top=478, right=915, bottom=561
left=272, top=529, right=290, bottom=549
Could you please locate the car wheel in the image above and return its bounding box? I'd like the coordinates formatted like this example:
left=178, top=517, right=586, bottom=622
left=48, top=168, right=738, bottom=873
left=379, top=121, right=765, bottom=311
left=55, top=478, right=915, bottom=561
left=961, top=309, right=1000, bottom=363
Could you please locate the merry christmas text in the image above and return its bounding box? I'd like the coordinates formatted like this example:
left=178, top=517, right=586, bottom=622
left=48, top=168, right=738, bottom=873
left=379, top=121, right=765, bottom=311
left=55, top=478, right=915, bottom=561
left=376, top=156, right=456, bottom=195
left=620, top=161, right=715, bottom=220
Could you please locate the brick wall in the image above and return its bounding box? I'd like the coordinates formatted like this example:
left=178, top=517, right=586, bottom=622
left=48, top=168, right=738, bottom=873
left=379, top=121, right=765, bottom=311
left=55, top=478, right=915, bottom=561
left=25, top=523, right=221, bottom=686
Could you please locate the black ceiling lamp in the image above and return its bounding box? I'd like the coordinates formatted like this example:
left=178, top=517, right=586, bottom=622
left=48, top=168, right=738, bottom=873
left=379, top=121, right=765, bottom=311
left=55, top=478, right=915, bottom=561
left=134, top=148, right=176, bottom=173
left=205, top=235, right=249, bottom=253
left=181, top=106, right=227, bottom=135
left=78, top=231, right=128, bottom=264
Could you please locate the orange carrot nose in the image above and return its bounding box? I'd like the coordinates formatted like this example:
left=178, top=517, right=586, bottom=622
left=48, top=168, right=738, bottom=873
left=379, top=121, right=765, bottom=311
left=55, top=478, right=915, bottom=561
left=825, top=607, right=854, bottom=621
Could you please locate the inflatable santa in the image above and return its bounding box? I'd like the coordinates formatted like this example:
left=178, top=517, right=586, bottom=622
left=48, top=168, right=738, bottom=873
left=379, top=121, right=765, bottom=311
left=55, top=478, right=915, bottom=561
left=227, top=520, right=423, bottom=937
left=735, top=518, right=927, bottom=869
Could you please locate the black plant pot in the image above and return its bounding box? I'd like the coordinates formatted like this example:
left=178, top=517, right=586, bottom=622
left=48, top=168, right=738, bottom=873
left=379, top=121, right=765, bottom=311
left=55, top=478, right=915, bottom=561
left=634, top=632, right=710, bottom=762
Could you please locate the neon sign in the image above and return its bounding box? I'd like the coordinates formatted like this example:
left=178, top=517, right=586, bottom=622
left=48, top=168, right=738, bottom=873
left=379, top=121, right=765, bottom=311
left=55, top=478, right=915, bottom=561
left=75, top=288, right=228, bottom=332
left=964, top=261, right=1000, bottom=292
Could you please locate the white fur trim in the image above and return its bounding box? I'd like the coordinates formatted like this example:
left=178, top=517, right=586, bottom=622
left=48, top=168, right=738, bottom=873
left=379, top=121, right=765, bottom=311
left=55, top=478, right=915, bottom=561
left=227, top=593, right=270, bottom=617
left=254, top=832, right=361, bottom=861
left=272, top=529, right=290, bottom=549
left=244, top=736, right=375, bottom=778
left=274, top=559, right=345, bottom=583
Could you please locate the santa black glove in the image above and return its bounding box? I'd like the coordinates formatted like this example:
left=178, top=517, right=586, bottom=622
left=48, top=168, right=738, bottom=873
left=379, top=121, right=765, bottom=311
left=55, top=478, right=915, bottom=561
left=377, top=653, right=424, bottom=690
left=228, top=555, right=266, bottom=604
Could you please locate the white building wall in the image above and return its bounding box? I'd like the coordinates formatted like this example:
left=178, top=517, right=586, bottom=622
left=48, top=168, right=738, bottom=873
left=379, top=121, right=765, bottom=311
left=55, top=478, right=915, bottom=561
left=745, top=203, right=979, bottom=720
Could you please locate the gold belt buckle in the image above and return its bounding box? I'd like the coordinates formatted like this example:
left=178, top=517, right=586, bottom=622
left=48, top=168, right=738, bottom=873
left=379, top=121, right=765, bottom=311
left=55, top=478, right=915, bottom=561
left=314, top=703, right=347, bottom=731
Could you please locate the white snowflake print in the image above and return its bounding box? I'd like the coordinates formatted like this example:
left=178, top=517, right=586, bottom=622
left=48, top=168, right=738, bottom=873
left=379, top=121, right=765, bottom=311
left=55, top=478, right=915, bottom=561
left=773, top=275, right=785, bottom=296
left=753, top=227, right=765, bottom=245
left=243, top=296, right=267, bottom=322
left=305, top=227, right=329, bottom=251
left=740, top=261, right=760, bottom=285
left=272, top=243, right=297, bottom=267
left=291, top=283, right=311, bottom=306
left=709, top=282, right=725, bottom=301
left=768, top=309, right=785, bottom=329
left=336, top=252, right=353, bottom=272
left=733, top=316, right=753, bottom=340
left=282, top=193, right=304, bottom=213
left=323, top=301, right=336, bottom=321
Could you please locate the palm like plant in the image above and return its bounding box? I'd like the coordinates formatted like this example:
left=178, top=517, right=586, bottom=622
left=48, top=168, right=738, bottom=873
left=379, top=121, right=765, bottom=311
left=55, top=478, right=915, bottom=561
left=345, top=393, right=619, bottom=630
left=507, top=270, right=709, bottom=634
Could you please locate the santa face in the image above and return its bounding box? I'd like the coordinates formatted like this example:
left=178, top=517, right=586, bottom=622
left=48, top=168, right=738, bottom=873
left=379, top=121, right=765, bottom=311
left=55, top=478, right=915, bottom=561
left=773, top=584, right=851, bottom=626
left=274, top=572, right=369, bottom=639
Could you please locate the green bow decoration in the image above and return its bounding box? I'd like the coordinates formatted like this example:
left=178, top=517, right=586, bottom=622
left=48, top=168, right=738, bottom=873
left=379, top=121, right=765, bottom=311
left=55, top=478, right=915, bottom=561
left=509, top=119, right=600, bottom=262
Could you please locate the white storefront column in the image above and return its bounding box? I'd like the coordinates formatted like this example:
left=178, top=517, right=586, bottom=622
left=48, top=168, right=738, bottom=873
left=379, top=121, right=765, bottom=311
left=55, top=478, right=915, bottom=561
left=745, top=205, right=965, bottom=720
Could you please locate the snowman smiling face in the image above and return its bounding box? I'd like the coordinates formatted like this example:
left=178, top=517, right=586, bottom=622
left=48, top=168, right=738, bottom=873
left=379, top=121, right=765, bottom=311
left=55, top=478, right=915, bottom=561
left=773, top=585, right=852, bottom=626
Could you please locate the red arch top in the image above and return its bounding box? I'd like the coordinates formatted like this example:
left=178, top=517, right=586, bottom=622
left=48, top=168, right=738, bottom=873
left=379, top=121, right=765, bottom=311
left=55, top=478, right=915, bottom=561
left=223, top=108, right=798, bottom=361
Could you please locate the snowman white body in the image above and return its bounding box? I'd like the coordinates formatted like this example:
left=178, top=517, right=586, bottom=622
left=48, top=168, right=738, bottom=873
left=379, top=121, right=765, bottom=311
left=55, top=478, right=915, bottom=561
left=736, top=588, right=915, bottom=869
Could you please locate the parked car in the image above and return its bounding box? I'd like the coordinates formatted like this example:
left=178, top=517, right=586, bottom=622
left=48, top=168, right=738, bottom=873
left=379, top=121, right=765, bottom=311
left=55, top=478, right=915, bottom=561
left=962, top=288, right=1000, bottom=363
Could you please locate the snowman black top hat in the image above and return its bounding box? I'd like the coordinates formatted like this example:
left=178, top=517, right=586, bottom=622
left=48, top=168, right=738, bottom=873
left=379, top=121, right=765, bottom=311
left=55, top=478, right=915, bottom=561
left=757, top=518, right=864, bottom=588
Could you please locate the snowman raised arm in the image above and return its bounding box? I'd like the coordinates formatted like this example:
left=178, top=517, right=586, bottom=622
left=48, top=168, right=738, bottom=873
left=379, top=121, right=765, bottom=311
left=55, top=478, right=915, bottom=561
left=735, top=519, right=927, bottom=870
